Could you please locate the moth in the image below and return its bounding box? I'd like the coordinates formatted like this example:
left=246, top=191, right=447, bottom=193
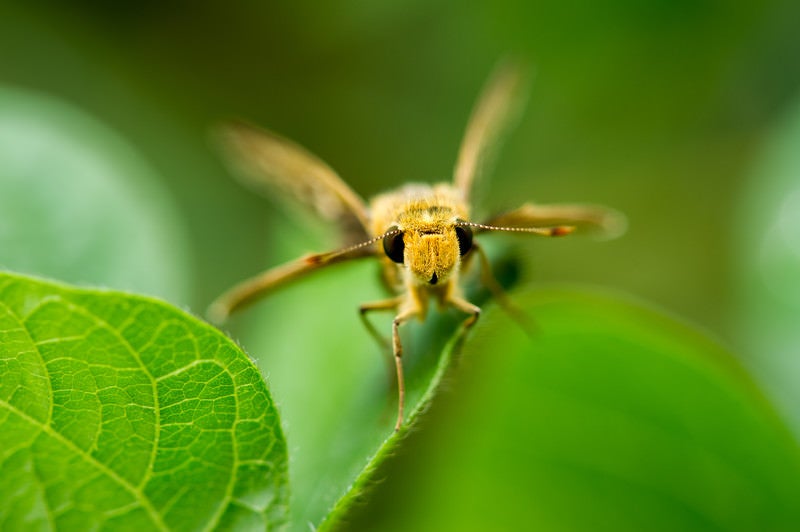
left=208, top=63, right=623, bottom=431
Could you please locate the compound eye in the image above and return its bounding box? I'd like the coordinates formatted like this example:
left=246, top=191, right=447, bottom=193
left=382, top=227, right=405, bottom=263
left=455, top=225, right=473, bottom=256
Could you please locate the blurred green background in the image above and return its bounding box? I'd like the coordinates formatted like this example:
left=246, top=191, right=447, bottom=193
left=2, top=1, right=800, bottom=530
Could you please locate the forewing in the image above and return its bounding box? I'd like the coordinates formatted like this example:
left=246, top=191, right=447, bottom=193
left=482, top=202, right=627, bottom=239
left=217, top=122, right=371, bottom=244
left=453, top=61, right=530, bottom=205
left=207, top=244, right=375, bottom=323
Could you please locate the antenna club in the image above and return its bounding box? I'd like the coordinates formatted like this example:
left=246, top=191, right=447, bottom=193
left=552, top=226, right=575, bottom=236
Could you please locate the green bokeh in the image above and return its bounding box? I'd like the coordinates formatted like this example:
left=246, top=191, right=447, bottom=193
left=0, top=86, right=191, bottom=304
left=735, top=96, right=800, bottom=439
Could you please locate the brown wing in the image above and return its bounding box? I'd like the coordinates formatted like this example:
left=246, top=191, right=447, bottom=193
left=482, top=202, right=627, bottom=239
left=217, top=122, right=371, bottom=245
left=453, top=61, right=530, bottom=204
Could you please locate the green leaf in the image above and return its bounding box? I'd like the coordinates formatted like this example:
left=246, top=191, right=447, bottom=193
left=0, top=85, right=191, bottom=304
left=0, top=272, right=288, bottom=531
left=335, top=288, right=800, bottom=531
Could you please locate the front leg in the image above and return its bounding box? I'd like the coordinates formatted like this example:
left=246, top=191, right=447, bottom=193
left=359, top=297, right=403, bottom=350
left=391, top=307, right=418, bottom=431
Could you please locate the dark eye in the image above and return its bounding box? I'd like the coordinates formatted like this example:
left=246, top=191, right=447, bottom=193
left=455, top=225, right=473, bottom=256
left=382, top=227, right=405, bottom=263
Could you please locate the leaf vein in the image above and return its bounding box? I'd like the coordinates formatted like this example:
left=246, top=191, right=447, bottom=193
left=0, top=398, right=168, bottom=530
left=30, top=297, right=167, bottom=526
left=0, top=300, right=55, bottom=427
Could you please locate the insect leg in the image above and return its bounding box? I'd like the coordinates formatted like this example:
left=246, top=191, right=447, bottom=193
left=359, top=297, right=402, bottom=350
left=447, top=295, right=482, bottom=333
left=392, top=308, right=418, bottom=431
left=359, top=298, right=402, bottom=389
